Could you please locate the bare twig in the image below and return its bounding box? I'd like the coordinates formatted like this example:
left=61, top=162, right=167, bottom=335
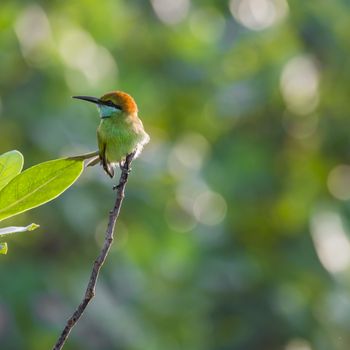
left=52, top=152, right=136, bottom=350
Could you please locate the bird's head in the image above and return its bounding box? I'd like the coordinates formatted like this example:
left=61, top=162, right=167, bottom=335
left=73, top=91, right=138, bottom=119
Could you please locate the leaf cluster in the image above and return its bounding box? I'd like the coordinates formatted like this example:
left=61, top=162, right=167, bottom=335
left=0, top=150, right=83, bottom=254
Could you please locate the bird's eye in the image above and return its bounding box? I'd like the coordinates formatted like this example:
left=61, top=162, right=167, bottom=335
left=104, top=100, right=122, bottom=110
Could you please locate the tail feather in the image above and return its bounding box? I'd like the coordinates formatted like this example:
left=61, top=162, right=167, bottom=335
left=86, top=156, right=100, bottom=167
left=104, top=162, right=114, bottom=178
left=101, top=155, right=114, bottom=178
left=99, top=142, right=114, bottom=178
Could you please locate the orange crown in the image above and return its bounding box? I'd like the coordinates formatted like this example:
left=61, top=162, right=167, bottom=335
left=100, top=91, right=138, bottom=114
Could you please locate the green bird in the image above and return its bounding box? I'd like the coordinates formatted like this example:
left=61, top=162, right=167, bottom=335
left=73, top=91, right=150, bottom=177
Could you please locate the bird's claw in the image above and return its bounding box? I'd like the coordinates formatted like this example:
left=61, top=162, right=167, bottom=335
left=119, top=162, right=131, bottom=173
left=113, top=184, right=121, bottom=191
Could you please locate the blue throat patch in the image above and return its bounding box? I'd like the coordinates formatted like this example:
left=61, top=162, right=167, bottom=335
left=98, top=105, right=119, bottom=118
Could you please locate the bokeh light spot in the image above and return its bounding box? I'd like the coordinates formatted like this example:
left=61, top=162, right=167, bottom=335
left=229, top=0, right=289, bottom=31
left=58, top=27, right=117, bottom=88
left=285, top=338, right=312, bottom=350
left=14, top=4, right=52, bottom=66
left=280, top=55, right=319, bottom=115
left=168, top=133, right=210, bottom=178
left=151, top=0, right=190, bottom=25
left=193, top=191, right=227, bottom=226
left=327, top=165, right=350, bottom=200
left=310, top=211, right=350, bottom=274
left=176, top=178, right=209, bottom=213
left=165, top=200, right=197, bottom=233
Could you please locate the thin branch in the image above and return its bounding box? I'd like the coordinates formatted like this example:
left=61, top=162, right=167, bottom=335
left=52, top=152, right=136, bottom=350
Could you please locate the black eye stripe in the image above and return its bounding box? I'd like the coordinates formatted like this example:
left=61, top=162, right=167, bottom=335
left=103, top=100, right=122, bottom=110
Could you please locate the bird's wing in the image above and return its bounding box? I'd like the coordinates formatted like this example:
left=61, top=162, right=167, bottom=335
left=97, top=129, right=114, bottom=178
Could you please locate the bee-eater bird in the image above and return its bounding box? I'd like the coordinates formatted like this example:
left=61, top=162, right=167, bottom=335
left=73, top=91, right=150, bottom=178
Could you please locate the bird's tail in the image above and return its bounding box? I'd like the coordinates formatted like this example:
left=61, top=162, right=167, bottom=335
left=101, top=156, right=114, bottom=178
left=68, top=150, right=99, bottom=161
left=86, top=156, right=100, bottom=167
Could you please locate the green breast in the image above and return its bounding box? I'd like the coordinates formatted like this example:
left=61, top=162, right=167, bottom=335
left=98, top=118, right=141, bottom=163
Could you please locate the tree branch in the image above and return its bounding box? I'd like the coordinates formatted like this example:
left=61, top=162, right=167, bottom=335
left=52, top=152, right=136, bottom=350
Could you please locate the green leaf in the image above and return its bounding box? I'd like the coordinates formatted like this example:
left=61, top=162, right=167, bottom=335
left=0, top=158, right=84, bottom=222
left=0, top=242, right=8, bottom=254
left=0, top=223, right=40, bottom=237
left=0, top=150, right=24, bottom=191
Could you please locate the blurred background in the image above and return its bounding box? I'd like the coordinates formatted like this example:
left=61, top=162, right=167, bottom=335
left=0, top=0, right=349, bottom=349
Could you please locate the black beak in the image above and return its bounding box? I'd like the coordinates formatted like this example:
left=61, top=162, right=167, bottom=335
left=72, top=96, right=102, bottom=105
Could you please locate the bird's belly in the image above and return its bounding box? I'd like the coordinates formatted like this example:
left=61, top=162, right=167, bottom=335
left=99, top=121, right=140, bottom=163
left=105, top=139, right=135, bottom=163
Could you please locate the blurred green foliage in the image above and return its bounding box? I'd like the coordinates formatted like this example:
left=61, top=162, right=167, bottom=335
left=1, top=0, right=350, bottom=349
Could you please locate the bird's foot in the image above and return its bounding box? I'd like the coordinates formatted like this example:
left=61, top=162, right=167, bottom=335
left=119, top=161, right=131, bottom=173
left=113, top=184, right=122, bottom=191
